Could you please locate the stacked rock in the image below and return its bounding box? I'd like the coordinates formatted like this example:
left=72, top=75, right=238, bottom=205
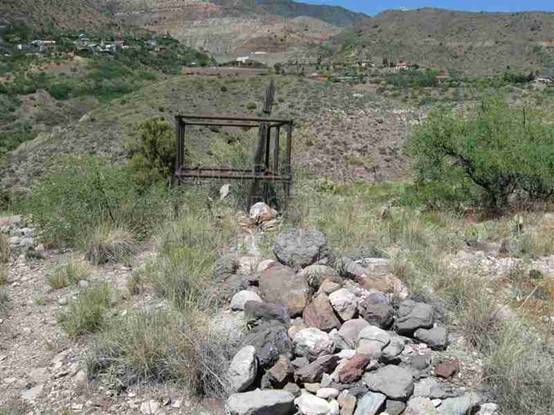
left=224, top=228, right=497, bottom=415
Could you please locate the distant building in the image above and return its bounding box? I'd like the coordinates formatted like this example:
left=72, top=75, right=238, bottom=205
left=236, top=56, right=250, bottom=65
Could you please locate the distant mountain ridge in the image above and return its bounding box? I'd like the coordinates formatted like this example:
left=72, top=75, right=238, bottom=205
left=332, top=8, right=554, bottom=75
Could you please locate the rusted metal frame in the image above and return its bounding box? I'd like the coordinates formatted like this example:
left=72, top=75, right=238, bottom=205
left=174, top=116, right=185, bottom=172
left=273, top=126, right=280, bottom=175
left=175, top=171, right=291, bottom=181
left=182, top=121, right=284, bottom=128
left=284, top=122, right=293, bottom=201
left=176, top=114, right=289, bottom=124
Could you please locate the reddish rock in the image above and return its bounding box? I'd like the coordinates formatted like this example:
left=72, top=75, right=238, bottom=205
left=435, top=359, right=460, bottom=379
left=266, top=355, right=293, bottom=387
left=357, top=274, right=408, bottom=299
left=294, top=355, right=340, bottom=383
left=338, top=354, right=371, bottom=384
left=303, top=294, right=341, bottom=331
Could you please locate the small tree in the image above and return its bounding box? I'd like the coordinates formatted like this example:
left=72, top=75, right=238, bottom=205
left=409, top=97, right=554, bottom=210
left=127, top=118, right=175, bottom=188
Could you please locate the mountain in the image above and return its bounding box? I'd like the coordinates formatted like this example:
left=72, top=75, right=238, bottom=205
left=331, top=8, right=554, bottom=76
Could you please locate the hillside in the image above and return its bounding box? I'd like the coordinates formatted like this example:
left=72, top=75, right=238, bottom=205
left=332, top=8, right=554, bottom=76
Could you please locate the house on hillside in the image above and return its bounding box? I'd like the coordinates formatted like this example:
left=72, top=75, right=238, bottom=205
left=395, top=60, right=411, bottom=71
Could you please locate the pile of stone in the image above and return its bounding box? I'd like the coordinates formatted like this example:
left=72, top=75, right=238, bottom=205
left=0, top=215, right=38, bottom=255
left=222, top=226, right=498, bottom=415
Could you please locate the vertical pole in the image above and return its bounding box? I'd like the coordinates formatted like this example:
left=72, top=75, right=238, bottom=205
left=273, top=126, right=280, bottom=174
left=174, top=116, right=182, bottom=175
left=264, top=126, right=271, bottom=172
left=284, top=121, right=293, bottom=204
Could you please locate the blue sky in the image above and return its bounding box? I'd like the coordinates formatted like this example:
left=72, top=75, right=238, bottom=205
left=301, top=1, right=554, bottom=15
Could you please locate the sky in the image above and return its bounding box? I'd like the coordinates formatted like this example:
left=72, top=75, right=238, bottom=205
left=301, top=0, right=554, bottom=15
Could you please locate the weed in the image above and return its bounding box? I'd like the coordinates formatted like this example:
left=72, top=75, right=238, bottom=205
left=85, top=224, right=137, bottom=265
left=0, top=234, right=9, bottom=263
left=47, top=259, right=91, bottom=289
left=58, top=283, right=112, bottom=337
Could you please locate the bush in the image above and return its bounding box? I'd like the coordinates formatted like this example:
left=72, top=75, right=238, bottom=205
left=86, top=309, right=238, bottom=396
left=47, top=259, right=92, bottom=289
left=26, top=156, right=178, bottom=247
left=127, top=118, right=175, bottom=188
left=85, top=224, right=137, bottom=265
left=409, top=97, right=554, bottom=210
left=58, top=283, right=112, bottom=337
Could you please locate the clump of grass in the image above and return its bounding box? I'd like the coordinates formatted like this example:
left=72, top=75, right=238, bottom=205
left=47, top=259, right=92, bottom=289
left=86, top=309, right=236, bottom=397
left=0, top=264, right=7, bottom=286
left=85, top=224, right=137, bottom=265
left=0, top=289, right=8, bottom=315
left=58, top=283, right=112, bottom=337
left=0, top=233, right=9, bottom=263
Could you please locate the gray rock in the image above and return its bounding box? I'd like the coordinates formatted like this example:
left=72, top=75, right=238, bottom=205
left=408, top=354, right=432, bottom=371
left=385, top=400, right=407, bottom=415
left=357, top=301, right=393, bottom=329
left=228, top=346, right=258, bottom=392
left=294, top=328, right=334, bottom=361
left=354, top=392, right=386, bottom=415
left=244, top=301, right=290, bottom=325
left=295, top=355, right=340, bottom=383
left=438, top=393, right=482, bottom=415
left=284, top=382, right=302, bottom=397
left=414, top=327, right=449, bottom=350
left=363, top=365, right=414, bottom=400
left=226, top=390, right=295, bottom=415
left=231, top=290, right=263, bottom=311
left=413, top=378, right=457, bottom=399
left=273, top=228, right=328, bottom=269
left=259, top=264, right=310, bottom=317
left=404, top=397, right=438, bottom=415
left=242, top=322, right=293, bottom=368
left=381, top=336, right=405, bottom=362
left=334, top=319, right=370, bottom=350
left=356, top=326, right=391, bottom=359
left=395, top=300, right=434, bottom=335
left=78, top=280, right=90, bottom=289
left=299, top=264, right=339, bottom=289
left=329, top=289, right=358, bottom=321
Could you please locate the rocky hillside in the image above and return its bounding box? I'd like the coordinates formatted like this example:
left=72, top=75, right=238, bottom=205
left=332, top=8, right=554, bottom=76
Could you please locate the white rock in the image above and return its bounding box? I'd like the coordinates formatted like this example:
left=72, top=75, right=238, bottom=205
left=404, top=397, right=438, bottom=415
left=227, top=346, right=258, bottom=392
left=316, top=388, right=339, bottom=399
left=294, top=328, right=334, bottom=360
left=219, top=183, right=230, bottom=200
left=477, top=403, right=499, bottom=415
left=329, top=288, right=357, bottom=321
left=21, top=384, right=43, bottom=402
left=231, top=290, right=263, bottom=311
left=140, top=400, right=160, bottom=415
left=249, top=202, right=277, bottom=224
left=257, top=259, right=277, bottom=273
left=296, top=392, right=335, bottom=415
left=227, top=390, right=294, bottom=415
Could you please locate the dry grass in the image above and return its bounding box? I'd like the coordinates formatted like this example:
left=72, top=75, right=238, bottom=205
left=85, top=224, right=137, bottom=265
left=58, top=283, right=113, bottom=337
left=0, top=233, right=9, bottom=264
left=47, top=259, right=92, bottom=289
left=86, top=309, right=237, bottom=397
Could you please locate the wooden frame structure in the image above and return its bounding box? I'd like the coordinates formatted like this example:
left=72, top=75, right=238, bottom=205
left=174, top=114, right=293, bottom=204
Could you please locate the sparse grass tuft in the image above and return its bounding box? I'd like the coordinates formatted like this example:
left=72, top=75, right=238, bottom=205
left=0, top=233, right=9, bottom=263
left=86, top=309, right=236, bottom=397
left=0, top=289, right=8, bottom=315
left=85, top=224, right=137, bottom=265
left=47, top=259, right=92, bottom=289
left=0, top=264, right=7, bottom=286
left=58, top=283, right=113, bottom=337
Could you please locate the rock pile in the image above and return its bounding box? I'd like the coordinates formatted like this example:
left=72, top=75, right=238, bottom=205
left=223, top=223, right=498, bottom=415
left=0, top=215, right=39, bottom=255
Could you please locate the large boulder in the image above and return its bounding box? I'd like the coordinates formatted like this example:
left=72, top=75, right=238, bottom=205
left=395, top=300, right=434, bottom=335
left=295, top=355, right=340, bottom=383
left=273, top=228, right=328, bottom=269
left=329, top=289, right=358, bottom=321
left=228, top=346, right=258, bottom=392
left=353, top=392, right=386, bottom=415
left=242, top=322, right=293, bottom=368
left=259, top=264, right=310, bottom=316
left=226, top=390, right=295, bottom=415
left=334, top=319, right=370, bottom=350
left=363, top=365, right=414, bottom=400
left=293, top=328, right=335, bottom=361
left=303, top=294, right=341, bottom=331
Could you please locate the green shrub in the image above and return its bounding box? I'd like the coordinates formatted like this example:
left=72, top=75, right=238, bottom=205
left=58, top=283, right=112, bottom=337
left=127, top=118, right=175, bottom=188
left=26, top=156, right=177, bottom=247
left=409, top=97, right=554, bottom=210
left=85, top=224, right=137, bottom=265
left=0, top=234, right=9, bottom=263
left=47, top=259, right=92, bottom=289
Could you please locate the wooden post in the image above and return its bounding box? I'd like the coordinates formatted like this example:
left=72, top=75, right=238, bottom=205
left=273, top=126, right=280, bottom=174
left=284, top=122, right=293, bottom=201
